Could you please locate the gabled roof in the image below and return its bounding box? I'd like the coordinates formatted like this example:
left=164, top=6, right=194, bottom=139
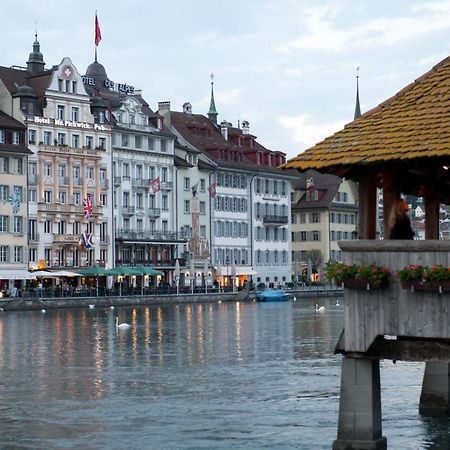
left=283, top=56, right=450, bottom=174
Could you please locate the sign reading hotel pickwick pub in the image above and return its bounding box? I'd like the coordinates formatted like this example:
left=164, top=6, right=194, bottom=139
left=32, top=116, right=107, bottom=131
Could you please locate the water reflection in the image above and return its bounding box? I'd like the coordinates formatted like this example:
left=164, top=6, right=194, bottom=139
left=0, top=299, right=442, bottom=449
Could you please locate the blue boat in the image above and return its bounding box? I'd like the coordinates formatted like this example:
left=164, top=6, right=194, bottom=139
left=256, top=289, right=290, bottom=302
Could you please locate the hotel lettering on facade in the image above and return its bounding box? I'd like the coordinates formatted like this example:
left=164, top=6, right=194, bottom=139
left=0, top=35, right=296, bottom=288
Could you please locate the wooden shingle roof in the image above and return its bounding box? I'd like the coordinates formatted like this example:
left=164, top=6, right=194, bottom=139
left=283, top=56, right=450, bottom=174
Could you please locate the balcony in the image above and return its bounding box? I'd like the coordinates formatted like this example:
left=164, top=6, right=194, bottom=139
left=99, top=179, right=109, bottom=189
left=53, top=234, right=80, bottom=244
left=132, top=178, right=151, bottom=188
left=115, top=258, right=186, bottom=267
left=147, top=208, right=161, bottom=218
left=113, top=176, right=122, bottom=186
left=160, top=181, right=173, bottom=190
left=262, top=215, right=289, bottom=225
left=59, top=176, right=69, bottom=185
left=73, top=178, right=81, bottom=186
left=122, top=206, right=135, bottom=215
left=115, top=229, right=188, bottom=242
left=38, top=202, right=101, bottom=215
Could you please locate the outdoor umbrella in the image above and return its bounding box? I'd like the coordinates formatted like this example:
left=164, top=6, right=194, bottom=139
left=31, top=270, right=60, bottom=278
left=190, top=259, right=195, bottom=294
left=175, top=259, right=181, bottom=294
left=79, top=267, right=111, bottom=296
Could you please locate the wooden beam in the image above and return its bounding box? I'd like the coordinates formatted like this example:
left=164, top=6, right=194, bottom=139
left=358, top=171, right=377, bottom=239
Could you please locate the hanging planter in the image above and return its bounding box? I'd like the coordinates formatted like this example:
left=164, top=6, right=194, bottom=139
left=344, top=278, right=390, bottom=290
left=398, top=265, right=450, bottom=294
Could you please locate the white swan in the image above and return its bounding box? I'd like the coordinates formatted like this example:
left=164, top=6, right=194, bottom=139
left=116, top=317, right=130, bottom=331
left=0, top=307, right=4, bottom=312
left=336, top=299, right=340, bottom=306
left=110, top=305, right=115, bottom=310
left=292, top=296, right=297, bottom=302
left=88, top=304, right=95, bottom=309
left=41, top=309, right=46, bottom=313
left=315, top=304, right=325, bottom=312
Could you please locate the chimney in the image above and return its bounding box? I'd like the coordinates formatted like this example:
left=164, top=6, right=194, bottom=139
left=242, top=120, right=250, bottom=135
left=220, top=120, right=229, bottom=141
left=158, top=101, right=171, bottom=126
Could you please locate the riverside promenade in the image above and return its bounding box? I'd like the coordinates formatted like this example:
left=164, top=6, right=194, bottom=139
left=0, top=285, right=342, bottom=311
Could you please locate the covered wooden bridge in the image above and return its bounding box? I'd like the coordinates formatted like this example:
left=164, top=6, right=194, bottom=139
left=283, top=56, right=450, bottom=449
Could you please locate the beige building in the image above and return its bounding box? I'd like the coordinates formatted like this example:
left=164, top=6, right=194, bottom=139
left=0, top=111, right=32, bottom=292
left=291, top=170, right=358, bottom=281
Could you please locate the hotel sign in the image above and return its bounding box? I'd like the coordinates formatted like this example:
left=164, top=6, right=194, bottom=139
left=33, top=116, right=107, bottom=131
left=82, top=76, right=135, bottom=94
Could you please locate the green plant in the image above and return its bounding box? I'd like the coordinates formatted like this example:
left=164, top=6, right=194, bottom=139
left=324, top=261, right=358, bottom=283
left=397, top=265, right=425, bottom=282
left=356, top=264, right=391, bottom=286
left=423, top=265, right=450, bottom=282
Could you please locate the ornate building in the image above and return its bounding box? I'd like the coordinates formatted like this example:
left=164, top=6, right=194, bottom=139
left=0, top=36, right=113, bottom=270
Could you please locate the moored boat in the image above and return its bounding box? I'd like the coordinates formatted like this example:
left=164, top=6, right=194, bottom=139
left=256, top=289, right=289, bottom=302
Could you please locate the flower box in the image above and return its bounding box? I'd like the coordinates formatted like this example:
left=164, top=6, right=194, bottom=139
left=401, top=279, right=450, bottom=293
left=344, top=278, right=390, bottom=290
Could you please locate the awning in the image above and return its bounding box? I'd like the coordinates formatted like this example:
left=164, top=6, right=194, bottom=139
left=0, top=270, right=36, bottom=280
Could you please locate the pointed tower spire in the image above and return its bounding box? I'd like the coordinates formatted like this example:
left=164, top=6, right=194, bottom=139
left=354, top=66, right=361, bottom=120
left=27, top=28, right=45, bottom=75
left=208, top=73, right=218, bottom=125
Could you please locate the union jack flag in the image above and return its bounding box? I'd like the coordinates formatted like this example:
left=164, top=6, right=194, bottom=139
left=83, top=195, right=93, bottom=219
left=80, top=229, right=94, bottom=249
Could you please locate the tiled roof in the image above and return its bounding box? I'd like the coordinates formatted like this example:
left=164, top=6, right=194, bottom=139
left=0, top=111, right=25, bottom=129
left=283, top=56, right=450, bottom=173
left=170, top=111, right=289, bottom=176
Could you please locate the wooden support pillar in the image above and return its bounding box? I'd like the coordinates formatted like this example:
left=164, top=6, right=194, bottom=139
left=382, top=169, right=399, bottom=240
left=420, top=362, right=450, bottom=415
left=424, top=194, right=440, bottom=240
left=333, top=357, right=386, bottom=450
left=358, top=172, right=377, bottom=240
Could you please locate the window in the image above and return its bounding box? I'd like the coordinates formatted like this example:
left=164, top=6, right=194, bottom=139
left=0, top=216, right=8, bottom=232
left=147, top=137, right=154, bottom=150
left=313, top=230, right=321, bottom=241
left=0, top=185, right=8, bottom=201
left=28, top=189, right=37, bottom=202
left=73, top=192, right=81, bottom=205
left=200, top=201, right=206, bottom=214
left=44, top=220, right=52, bottom=234
left=123, top=163, right=130, bottom=177
left=59, top=191, right=66, bottom=204
left=136, top=193, right=143, bottom=209
left=162, top=195, right=168, bottom=211
left=0, top=130, right=4, bottom=143
left=86, top=136, right=93, bottom=148
left=12, top=132, right=20, bottom=145
left=161, top=140, right=167, bottom=152
left=28, top=129, right=36, bottom=144
left=72, top=134, right=79, bottom=148
left=311, top=212, right=320, bottom=223
left=29, top=248, right=37, bottom=263
left=44, top=131, right=52, bottom=145
left=99, top=137, right=106, bottom=149
left=123, top=192, right=129, bottom=207
left=13, top=217, right=22, bottom=233
left=122, top=134, right=129, bottom=147
left=184, top=200, right=190, bottom=213
left=57, top=221, right=66, bottom=234
left=0, top=157, right=9, bottom=173
left=0, top=246, right=8, bottom=263
left=57, top=105, right=65, bottom=120
left=87, top=167, right=94, bottom=180
left=71, top=107, right=79, bottom=122
left=14, top=158, right=23, bottom=175
left=184, top=177, right=190, bottom=190
left=100, top=194, right=107, bottom=206
left=57, top=133, right=65, bottom=145
left=44, top=191, right=52, bottom=203
left=161, top=167, right=168, bottom=182
left=135, top=135, right=142, bottom=149
left=200, top=179, right=206, bottom=192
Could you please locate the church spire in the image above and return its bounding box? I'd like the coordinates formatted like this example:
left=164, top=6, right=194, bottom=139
left=27, top=29, right=45, bottom=75
left=208, top=73, right=218, bottom=125
left=354, top=66, right=361, bottom=120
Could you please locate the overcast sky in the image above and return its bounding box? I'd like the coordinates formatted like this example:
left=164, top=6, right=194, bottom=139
left=3, top=0, right=450, bottom=159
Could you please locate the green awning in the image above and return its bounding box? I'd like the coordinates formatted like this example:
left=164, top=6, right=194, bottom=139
left=133, top=267, right=164, bottom=276
left=79, top=267, right=111, bottom=277
left=107, top=266, right=142, bottom=276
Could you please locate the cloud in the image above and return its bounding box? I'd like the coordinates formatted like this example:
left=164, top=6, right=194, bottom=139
left=278, top=2, right=450, bottom=54
left=278, top=114, right=347, bottom=152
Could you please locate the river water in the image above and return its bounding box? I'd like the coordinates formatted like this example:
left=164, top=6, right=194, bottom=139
left=0, top=298, right=448, bottom=449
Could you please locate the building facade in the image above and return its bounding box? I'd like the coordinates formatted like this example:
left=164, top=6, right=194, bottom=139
left=0, top=39, right=114, bottom=271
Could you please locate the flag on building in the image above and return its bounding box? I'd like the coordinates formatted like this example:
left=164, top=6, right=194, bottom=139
left=208, top=182, right=216, bottom=198
left=95, top=13, right=102, bottom=46
left=80, top=229, right=94, bottom=249
left=83, top=195, right=93, bottom=219
left=151, top=177, right=161, bottom=193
